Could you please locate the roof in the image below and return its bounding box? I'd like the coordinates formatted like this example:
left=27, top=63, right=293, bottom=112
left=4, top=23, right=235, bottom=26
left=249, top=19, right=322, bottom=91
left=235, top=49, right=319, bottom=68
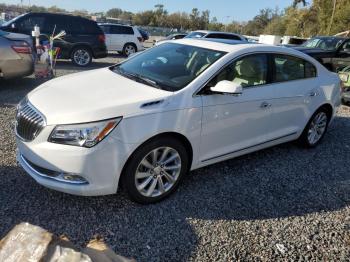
left=98, top=22, right=133, bottom=27
left=191, top=30, right=241, bottom=35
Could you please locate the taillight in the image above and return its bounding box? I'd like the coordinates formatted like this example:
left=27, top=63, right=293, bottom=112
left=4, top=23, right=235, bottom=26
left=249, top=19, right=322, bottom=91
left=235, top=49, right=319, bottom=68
left=98, top=34, right=106, bottom=43
left=137, top=37, right=144, bottom=42
left=11, top=41, right=32, bottom=54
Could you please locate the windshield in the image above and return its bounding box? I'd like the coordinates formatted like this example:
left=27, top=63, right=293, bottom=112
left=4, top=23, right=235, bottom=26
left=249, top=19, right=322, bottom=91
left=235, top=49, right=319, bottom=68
left=185, top=31, right=206, bottom=39
left=302, top=37, right=344, bottom=51
left=112, top=43, right=226, bottom=91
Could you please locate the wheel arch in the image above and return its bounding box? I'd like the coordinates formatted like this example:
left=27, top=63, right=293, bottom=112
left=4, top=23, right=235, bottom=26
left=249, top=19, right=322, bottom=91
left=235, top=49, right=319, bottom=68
left=123, top=42, right=138, bottom=52
left=120, top=131, right=193, bottom=184
left=69, top=44, right=93, bottom=58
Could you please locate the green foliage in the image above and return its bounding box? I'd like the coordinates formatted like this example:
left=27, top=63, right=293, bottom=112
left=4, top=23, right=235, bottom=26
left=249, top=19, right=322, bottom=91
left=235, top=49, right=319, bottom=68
left=1, top=1, right=350, bottom=37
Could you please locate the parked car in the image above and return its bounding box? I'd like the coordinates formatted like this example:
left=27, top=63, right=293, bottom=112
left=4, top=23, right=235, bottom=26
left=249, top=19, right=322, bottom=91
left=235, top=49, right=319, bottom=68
left=0, top=12, right=107, bottom=67
left=138, top=28, right=150, bottom=41
left=154, top=33, right=187, bottom=45
left=98, top=23, right=145, bottom=56
left=292, top=36, right=350, bottom=72
left=0, top=30, right=34, bottom=79
left=185, top=30, right=247, bottom=41
left=16, top=39, right=341, bottom=203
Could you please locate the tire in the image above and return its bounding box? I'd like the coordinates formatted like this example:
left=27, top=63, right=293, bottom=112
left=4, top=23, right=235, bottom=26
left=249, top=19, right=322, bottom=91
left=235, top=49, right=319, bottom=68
left=298, top=108, right=330, bottom=148
left=71, top=47, right=92, bottom=67
left=122, top=137, right=189, bottom=204
left=122, top=43, right=137, bottom=57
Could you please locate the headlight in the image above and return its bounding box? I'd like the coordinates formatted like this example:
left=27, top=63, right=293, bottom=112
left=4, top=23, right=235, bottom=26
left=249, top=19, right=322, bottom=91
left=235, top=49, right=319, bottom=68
left=48, top=117, right=122, bottom=148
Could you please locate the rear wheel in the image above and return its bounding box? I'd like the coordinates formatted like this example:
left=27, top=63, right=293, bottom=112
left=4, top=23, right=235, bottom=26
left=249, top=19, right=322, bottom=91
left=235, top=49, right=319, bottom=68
left=71, top=47, right=92, bottom=67
left=298, top=109, right=329, bottom=148
left=123, top=43, right=136, bottom=57
left=122, top=137, right=189, bottom=204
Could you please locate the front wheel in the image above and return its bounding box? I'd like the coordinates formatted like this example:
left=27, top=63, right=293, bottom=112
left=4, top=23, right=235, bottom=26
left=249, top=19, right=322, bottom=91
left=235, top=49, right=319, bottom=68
left=122, top=137, right=189, bottom=204
left=71, top=47, right=92, bottom=67
left=298, top=109, right=329, bottom=147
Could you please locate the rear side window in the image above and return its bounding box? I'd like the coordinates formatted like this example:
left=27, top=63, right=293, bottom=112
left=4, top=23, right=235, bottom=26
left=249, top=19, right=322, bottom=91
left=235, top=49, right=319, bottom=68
left=273, top=54, right=316, bottom=82
left=67, top=17, right=100, bottom=34
left=110, top=25, right=134, bottom=35
left=121, top=26, right=134, bottom=35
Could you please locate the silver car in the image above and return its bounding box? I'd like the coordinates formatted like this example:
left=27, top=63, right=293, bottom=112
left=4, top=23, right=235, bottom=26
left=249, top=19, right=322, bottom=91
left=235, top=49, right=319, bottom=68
left=0, top=30, right=34, bottom=79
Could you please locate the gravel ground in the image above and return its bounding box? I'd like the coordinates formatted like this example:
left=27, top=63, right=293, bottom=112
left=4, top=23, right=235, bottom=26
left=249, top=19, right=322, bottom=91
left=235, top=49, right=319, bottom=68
left=0, top=56, right=350, bottom=261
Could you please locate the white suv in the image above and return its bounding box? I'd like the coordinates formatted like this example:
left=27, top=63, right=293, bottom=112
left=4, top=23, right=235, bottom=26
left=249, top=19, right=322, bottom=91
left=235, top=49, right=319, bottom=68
left=98, top=23, right=144, bottom=56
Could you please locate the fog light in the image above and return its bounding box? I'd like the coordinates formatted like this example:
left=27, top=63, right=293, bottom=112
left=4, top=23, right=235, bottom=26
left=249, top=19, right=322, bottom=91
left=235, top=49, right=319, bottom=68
left=60, top=174, right=88, bottom=184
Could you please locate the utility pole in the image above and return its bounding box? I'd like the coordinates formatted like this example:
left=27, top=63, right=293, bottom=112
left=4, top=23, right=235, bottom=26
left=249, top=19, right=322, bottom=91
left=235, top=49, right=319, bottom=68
left=224, top=16, right=231, bottom=32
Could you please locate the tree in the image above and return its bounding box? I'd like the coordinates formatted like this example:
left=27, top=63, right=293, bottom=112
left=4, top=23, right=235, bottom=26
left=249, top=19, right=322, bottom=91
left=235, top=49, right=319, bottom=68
left=106, top=8, right=123, bottom=18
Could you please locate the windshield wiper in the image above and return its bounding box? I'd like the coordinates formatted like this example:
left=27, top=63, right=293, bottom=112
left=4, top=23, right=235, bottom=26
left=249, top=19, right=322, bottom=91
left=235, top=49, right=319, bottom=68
left=113, top=66, right=162, bottom=89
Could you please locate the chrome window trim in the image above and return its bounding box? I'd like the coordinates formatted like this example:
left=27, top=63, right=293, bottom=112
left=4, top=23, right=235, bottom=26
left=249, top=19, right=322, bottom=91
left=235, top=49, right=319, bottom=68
left=193, top=51, right=318, bottom=97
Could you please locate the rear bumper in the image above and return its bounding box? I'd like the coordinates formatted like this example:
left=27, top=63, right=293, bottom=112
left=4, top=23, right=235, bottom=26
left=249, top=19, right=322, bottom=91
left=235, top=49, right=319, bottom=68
left=0, top=55, right=34, bottom=79
left=92, top=46, right=108, bottom=59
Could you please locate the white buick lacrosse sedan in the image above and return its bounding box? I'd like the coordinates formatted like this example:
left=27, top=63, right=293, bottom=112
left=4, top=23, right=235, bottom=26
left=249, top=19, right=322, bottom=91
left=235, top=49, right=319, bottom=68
left=16, top=39, right=341, bottom=203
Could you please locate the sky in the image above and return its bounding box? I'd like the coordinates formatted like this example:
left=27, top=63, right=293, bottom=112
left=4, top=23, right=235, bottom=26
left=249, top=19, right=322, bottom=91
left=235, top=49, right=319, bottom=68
left=2, top=0, right=295, bottom=22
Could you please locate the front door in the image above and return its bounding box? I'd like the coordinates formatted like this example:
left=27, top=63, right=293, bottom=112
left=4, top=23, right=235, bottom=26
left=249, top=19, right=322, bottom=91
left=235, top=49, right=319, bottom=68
left=199, top=54, right=275, bottom=163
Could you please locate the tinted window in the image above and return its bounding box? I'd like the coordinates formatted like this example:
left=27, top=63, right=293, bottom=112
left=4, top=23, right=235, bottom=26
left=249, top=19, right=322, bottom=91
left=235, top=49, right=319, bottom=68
left=209, top=54, right=268, bottom=88
left=340, top=40, right=350, bottom=52
left=273, top=54, right=316, bottom=82
left=44, top=15, right=66, bottom=33
left=302, top=37, right=344, bottom=51
left=18, top=14, right=45, bottom=32
left=110, top=25, right=122, bottom=34
left=66, top=17, right=100, bottom=34
left=206, top=33, right=240, bottom=40
left=121, top=26, right=134, bottom=35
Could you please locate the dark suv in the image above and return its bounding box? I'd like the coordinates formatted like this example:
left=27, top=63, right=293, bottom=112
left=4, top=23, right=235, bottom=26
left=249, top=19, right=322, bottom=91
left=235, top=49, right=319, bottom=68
left=0, top=12, right=107, bottom=66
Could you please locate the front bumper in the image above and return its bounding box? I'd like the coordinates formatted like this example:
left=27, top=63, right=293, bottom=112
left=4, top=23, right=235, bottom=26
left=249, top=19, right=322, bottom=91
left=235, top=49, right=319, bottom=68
left=16, top=126, right=136, bottom=196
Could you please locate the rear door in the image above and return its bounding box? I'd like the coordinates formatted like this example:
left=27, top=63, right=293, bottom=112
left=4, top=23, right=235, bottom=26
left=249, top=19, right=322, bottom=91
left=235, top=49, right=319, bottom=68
left=109, top=25, right=124, bottom=51
left=268, top=54, right=319, bottom=138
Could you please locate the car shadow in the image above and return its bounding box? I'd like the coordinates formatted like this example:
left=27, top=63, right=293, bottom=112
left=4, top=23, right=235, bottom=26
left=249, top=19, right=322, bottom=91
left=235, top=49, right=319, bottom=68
left=1, top=110, right=349, bottom=261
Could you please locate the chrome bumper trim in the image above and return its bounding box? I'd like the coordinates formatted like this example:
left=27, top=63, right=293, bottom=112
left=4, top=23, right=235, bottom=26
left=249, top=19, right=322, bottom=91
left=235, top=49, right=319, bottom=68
left=18, top=154, right=88, bottom=185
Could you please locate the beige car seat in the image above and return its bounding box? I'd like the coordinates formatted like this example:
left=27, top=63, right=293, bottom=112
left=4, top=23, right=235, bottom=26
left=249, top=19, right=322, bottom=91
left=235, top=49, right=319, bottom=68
left=232, top=57, right=266, bottom=87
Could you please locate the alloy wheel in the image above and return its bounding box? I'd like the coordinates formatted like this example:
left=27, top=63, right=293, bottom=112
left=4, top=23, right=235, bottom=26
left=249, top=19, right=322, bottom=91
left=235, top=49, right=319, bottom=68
left=307, top=111, right=328, bottom=145
left=73, top=49, right=91, bottom=66
left=135, top=147, right=182, bottom=198
left=125, top=45, right=136, bottom=56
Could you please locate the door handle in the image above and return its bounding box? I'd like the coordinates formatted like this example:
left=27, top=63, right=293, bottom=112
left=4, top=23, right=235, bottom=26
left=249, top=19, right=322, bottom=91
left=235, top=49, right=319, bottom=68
left=260, top=102, right=271, bottom=108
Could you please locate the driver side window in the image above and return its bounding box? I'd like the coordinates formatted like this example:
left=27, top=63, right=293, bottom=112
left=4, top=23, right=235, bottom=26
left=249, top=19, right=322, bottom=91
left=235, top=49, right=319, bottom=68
left=208, top=54, right=268, bottom=88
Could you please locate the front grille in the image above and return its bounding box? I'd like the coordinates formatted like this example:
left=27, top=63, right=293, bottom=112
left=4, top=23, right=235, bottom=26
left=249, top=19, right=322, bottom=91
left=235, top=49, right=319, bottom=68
left=16, top=103, right=45, bottom=141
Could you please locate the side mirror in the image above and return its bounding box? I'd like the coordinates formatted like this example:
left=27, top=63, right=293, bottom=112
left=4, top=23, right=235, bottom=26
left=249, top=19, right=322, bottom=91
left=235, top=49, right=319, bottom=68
left=11, top=23, right=15, bottom=29
left=210, top=80, right=243, bottom=95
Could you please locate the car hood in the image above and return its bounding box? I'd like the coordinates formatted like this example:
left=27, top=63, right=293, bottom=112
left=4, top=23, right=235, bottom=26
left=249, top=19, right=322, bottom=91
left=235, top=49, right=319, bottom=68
left=28, top=68, right=173, bottom=125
